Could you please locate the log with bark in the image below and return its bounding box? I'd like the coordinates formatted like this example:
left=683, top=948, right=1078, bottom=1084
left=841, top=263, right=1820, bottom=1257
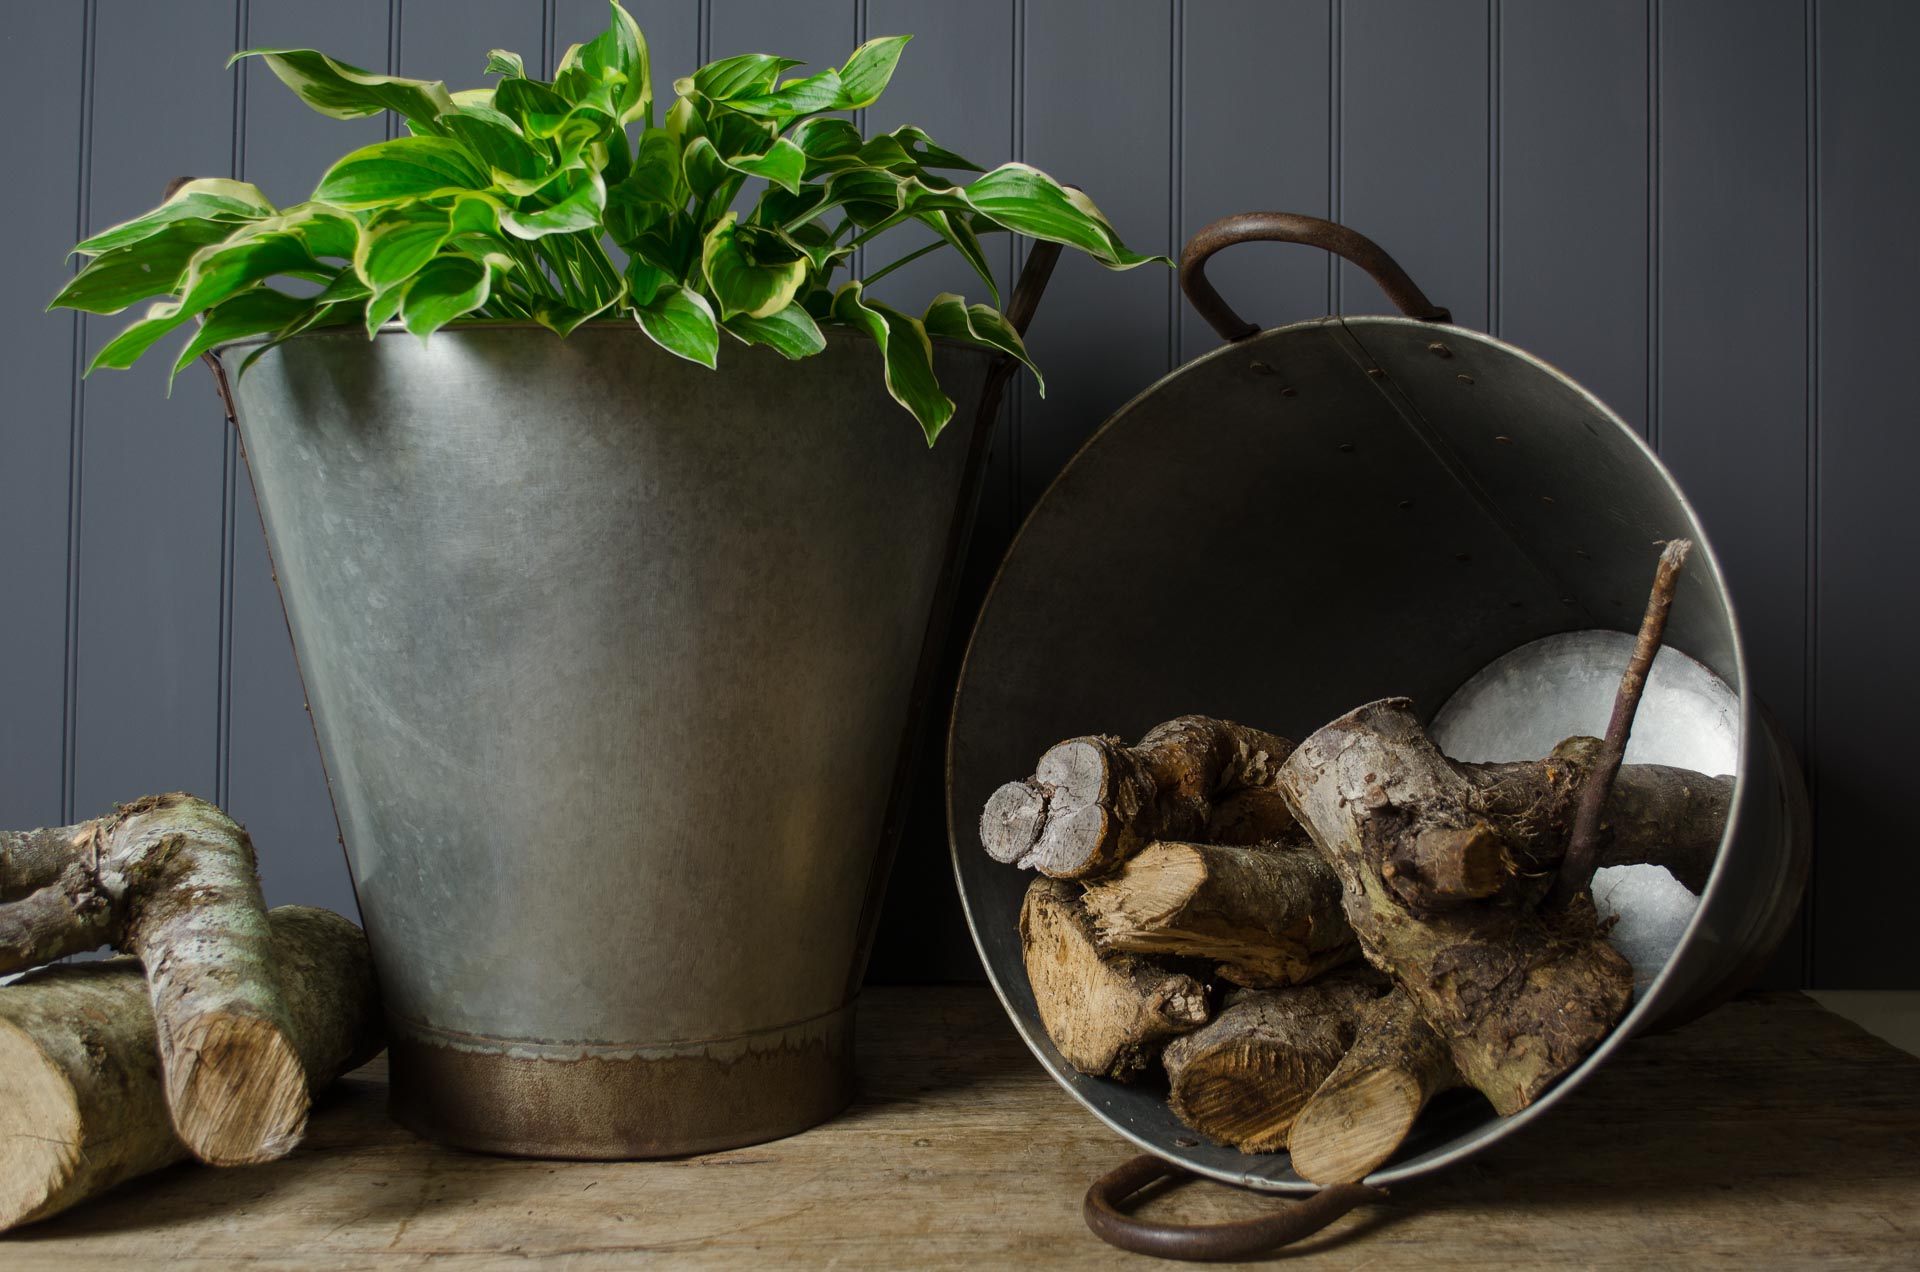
left=1020, top=876, right=1210, bottom=1081
left=1161, top=971, right=1384, bottom=1153
left=0, top=905, right=382, bottom=1232
left=1080, top=840, right=1356, bottom=988
left=0, top=793, right=317, bottom=1165
left=982, top=716, right=1296, bottom=878
left=1275, top=699, right=1647, bottom=1116
left=1286, top=985, right=1461, bottom=1183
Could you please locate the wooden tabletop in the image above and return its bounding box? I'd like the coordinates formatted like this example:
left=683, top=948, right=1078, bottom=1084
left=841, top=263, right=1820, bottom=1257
left=4, top=987, right=1916, bottom=1268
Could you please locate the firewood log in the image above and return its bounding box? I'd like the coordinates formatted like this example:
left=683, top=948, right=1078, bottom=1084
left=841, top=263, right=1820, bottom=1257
left=0, top=794, right=308, bottom=1164
left=1162, top=971, right=1385, bottom=1153
left=1080, top=841, right=1357, bottom=988
left=0, top=906, right=382, bottom=1232
left=1276, top=700, right=1635, bottom=1115
left=1287, top=986, right=1461, bottom=1183
left=1020, top=877, right=1209, bottom=1081
left=982, top=716, right=1295, bottom=878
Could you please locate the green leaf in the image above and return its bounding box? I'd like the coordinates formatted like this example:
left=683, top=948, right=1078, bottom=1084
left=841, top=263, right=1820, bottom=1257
left=830, top=281, right=953, bottom=443
left=501, top=171, right=607, bottom=239
left=234, top=48, right=454, bottom=130
left=400, top=255, right=491, bottom=342
left=724, top=300, right=827, bottom=360
left=887, top=125, right=981, bottom=171
left=623, top=257, right=672, bottom=308
left=634, top=283, right=719, bottom=367
left=913, top=210, right=998, bottom=305
left=485, top=49, right=526, bottom=78
left=686, top=54, right=802, bottom=101
left=921, top=292, right=1042, bottom=392
left=701, top=211, right=807, bottom=320
left=169, top=287, right=317, bottom=385
left=695, top=135, right=806, bottom=194
left=72, top=179, right=276, bottom=257
left=364, top=279, right=407, bottom=336
left=791, top=117, right=862, bottom=161
left=312, top=137, right=488, bottom=207
left=834, top=36, right=910, bottom=109
left=959, top=164, right=1165, bottom=269
left=492, top=77, right=574, bottom=140
left=728, top=68, right=843, bottom=118
left=559, top=0, right=652, bottom=126
left=52, top=230, right=217, bottom=314
left=354, top=202, right=452, bottom=288
left=442, top=109, right=550, bottom=194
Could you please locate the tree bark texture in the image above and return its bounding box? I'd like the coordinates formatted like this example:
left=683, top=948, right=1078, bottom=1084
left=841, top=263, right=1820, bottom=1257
left=1080, top=841, right=1356, bottom=988
left=1277, top=700, right=1636, bottom=1116
left=0, top=794, right=315, bottom=1165
left=0, top=906, right=382, bottom=1232
left=1161, top=971, right=1385, bottom=1153
left=1286, top=986, right=1460, bottom=1184
left=981, top=716, right=1296, bottom=878
left=1019, top=877, right=1209, bottom=1081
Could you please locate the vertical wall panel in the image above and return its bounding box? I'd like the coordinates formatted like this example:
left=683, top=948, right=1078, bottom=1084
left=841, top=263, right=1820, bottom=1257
left=863, top=0, right=1019, bottom=981
left=1657, top=7, right=1808, bottom=748
left=71, top=0, right=238, bottom=818
left=708, top=0, right=857, bottom=74
left=1339, top=0, right=1488, bottom=329
left=1812, top=1, right=1919, bottom=986
left=1498, top=2, right=1648, bottom=428
left=1179, top=0, right=1331, bottom=356
left=227, top=2, right=389, bottom=917
left=0, top=7, right=85, bottom=829
left=1018, top=0, right=1174, bottom=506
left=1658, top=0, right=1811, bottom=989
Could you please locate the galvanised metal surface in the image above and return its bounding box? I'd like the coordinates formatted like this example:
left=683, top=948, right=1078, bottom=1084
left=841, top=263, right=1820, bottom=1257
left=947, top=307, right=1810, bottom=1193
left=215, top=323, right=995, bottom=1157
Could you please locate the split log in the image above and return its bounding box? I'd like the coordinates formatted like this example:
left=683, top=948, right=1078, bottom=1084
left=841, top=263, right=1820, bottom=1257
left=1081, top=841, right=1356, bottom=988
left=0, top=906, right=383, bottom=1232
left=0, top=793, right=309, bottom=1164
left=982, top=715, right=1295, bottom=878
left=1162, top=971, right=1385, bottom=1153
left=1287, top=986, right=1461, bottom=1184
left=1020, top=877, right=1209, bottom=1081
left=1277, top=699, right=1634, bottom=1115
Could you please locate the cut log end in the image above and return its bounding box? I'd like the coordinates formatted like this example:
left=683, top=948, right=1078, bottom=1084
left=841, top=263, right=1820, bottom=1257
left=1288, top=988, right=1461, bottom=1183
left=167, top=1013, right=311, bottom=1166
left=0, top=1018, right=84, bottom=1231
left=1020, top=876, right=1208, bottom=1081
left=980, top=780, right=1046, bottom=865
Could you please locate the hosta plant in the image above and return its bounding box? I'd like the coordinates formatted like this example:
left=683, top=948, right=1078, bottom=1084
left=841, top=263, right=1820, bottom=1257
left=50, top=1, right=1162, bottom=441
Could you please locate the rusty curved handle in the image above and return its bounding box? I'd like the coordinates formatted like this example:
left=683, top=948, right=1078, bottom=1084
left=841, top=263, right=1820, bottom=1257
left=1083, top=1154, right=1385, bottom=1262
left=1180, top=211, right=1451, bottom=341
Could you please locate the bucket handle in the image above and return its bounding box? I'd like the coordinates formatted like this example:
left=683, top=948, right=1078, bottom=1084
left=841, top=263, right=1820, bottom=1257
left=1180, top=211, right=1452, bottom=341
left=1083, top=1154, right=1387, bottom=1261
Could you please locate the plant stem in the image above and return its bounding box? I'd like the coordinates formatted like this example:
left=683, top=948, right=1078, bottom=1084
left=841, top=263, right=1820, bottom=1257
left=858, top=239, right=946, bottom=289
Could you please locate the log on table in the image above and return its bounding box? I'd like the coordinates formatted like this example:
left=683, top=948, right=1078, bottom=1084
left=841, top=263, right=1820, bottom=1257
left=982, top=716, right=1295, bottom=878
left=1162, top=970, right=1385, bottom=1153
left=1020, top=877, right=1209, bottom=1081
left=1080, top=840, right=1356, bottom=988
left=0, top=794, right=311, bottom=1163
left=0, top=906, right=383, bottom=1232
left=1287, top=985, right=1461, bottom=1183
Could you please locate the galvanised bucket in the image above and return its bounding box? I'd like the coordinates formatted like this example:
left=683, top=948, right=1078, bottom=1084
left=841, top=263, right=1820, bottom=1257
left=947, top=215, right=1809, bottom=1233
left=213, top=253, right=1053, bottom=1158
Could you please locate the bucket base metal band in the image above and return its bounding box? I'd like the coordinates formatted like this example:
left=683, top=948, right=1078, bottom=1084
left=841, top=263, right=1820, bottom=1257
left=385, top=1003, right=857, bottom=1159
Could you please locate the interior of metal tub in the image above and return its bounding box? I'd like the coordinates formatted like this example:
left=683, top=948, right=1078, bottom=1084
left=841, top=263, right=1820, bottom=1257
left=947, top=314, right=1764, bottom=1192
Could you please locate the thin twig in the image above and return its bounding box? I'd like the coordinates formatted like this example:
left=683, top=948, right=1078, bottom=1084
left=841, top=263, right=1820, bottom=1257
left=1551, top=538, right=1693, bottom=907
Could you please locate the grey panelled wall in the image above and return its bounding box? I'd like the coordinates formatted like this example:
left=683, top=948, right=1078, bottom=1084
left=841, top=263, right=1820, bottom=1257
left=1, top=2, right=1911, bottom=987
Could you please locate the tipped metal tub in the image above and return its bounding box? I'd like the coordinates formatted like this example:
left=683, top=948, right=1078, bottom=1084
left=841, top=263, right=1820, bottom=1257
left=212, top=269, right=1055, bottom=1157
left=948, top=214, right=1809, bottom=1197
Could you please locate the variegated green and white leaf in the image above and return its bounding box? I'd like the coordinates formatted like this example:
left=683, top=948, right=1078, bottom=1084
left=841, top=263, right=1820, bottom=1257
left=72, top=179, right=277, bottom=257
left=400, top=255, right=491, bottom=341
left=234, top=48, right=455, bottom=130
left=921, top=292, right=1041, bottom=391
left=634, top=283, right=719, bottom=367
left=831, top=281, right=953, bottom=443
left=723, top=300, right=826, bottom=360
left=312, top=137, right=488, bottom=207
left=701, top=211, right=806, bottom=320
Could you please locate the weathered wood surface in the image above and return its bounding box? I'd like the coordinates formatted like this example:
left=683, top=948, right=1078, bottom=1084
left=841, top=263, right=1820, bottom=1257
left=3, top=988, right=1915, bottom=1269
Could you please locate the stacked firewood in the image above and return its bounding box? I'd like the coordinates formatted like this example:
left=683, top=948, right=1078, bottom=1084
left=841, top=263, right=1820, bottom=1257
left=978, top=542, right=1726, bottom=1183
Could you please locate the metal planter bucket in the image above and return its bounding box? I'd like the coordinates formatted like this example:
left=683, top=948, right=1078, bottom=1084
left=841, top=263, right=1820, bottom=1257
left=214, top=268, right=1048, bottom=1157
left=948, top=215, right=1809, bottom=1207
